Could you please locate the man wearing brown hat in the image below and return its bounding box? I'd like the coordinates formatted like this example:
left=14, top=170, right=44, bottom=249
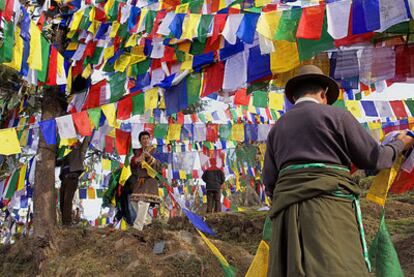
left=263, top=65, right=414, bottom=276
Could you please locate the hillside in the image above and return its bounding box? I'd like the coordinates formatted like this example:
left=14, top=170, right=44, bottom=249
left=0, top=194, right=412, bottom=277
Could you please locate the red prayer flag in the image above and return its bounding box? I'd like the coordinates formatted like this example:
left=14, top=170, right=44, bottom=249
left=389, top=100, right=408, bottom=118
left=46, top=47, right=58, bottom=86
left=223, top=197, right=231, bottom=209
left=390, top=169, right=414, bottom=194
left=206, top=124, right=219, bottom=142
left=234, top=88, right=250, bottom=106
left=117, top=96, right=132, bottom=120
left=83, top=80, right=106, bottom=109
left=296, top=4, right=325, bottom=40
left=201, top=62, right=224, bottom=97
left=210, top=14, right=227, bottom=45
left=105, top=136, right=115, bottom=153
left=72, top=111, right=92, bottom=136
left=3, top=0, right=14, bottom=22
left=115, top=129, right=131, bottom=155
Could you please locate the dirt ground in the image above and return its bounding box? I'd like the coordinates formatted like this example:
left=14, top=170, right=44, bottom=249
left=0, top=193, right=412, bottom=276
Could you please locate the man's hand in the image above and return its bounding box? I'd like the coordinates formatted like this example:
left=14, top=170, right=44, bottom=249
left=396, top=131, right=414, bottom=151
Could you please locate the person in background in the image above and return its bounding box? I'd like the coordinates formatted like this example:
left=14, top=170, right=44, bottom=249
left=127, top=131, right=162, bottom=230
left=263, top=65, right=414, bottom=276
left=57, top=139, right=89, bottom=226
left=202, top=158, right=225, bottom=213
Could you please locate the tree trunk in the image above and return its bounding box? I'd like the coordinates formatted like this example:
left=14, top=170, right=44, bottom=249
left=32, top=28, right=67, bottom=239
left=32, top=88, right=63, bottom=239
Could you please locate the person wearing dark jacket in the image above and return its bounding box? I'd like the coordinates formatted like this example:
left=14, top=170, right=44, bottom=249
left=57, top=139, right=88, bottom=225
left=263, top=65, right=414, bottom=276
left=202, top=159, right=225, bottom=213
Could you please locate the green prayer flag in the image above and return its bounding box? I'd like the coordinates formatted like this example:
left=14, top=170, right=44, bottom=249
left=91, top=47, right=104, bottom=65
left=117, top=23, right=129, bottom=39
left=109, top=71, right=126, bottom=102
left=111, top=159, right=120, bottom=171
left=297, top=17, right=334, bottom=61
left=369, top=211, right=404, bottom=277
left=333, top=99, right=346, bottom=110
left=275, top=8, right=302, bottom=42
left=190, top=39, right=206, bottom=55
left=0, top=20, right=14, bottom=63
left=198, top=113, right=207, bottom=123
left=132, top=93, right=144, bottom=115
left=197, top=15, right=213, bottom=43
left=219, top=124, right=231, bottom=140
left=87, top=108, right=101, bottom=129
left=37, top=36, right=50, bottom=83
left=145, top=10, right=157, bottom=34
left=154, top=124, right=168, bottom=139
left=189, top=0, right=203, bottom=13
left=404, top=99, right=414, bottom=116
left=253, top=91, right=268, bottom=108
left=4, top=169, right=20, bottom=199
left=0, top=0, right=6, bottom=11
left=109, top=1, right=119, bottom=20
left=187, top=73, right=201, bottom=106
left=136, top=59, right=151, bottom=75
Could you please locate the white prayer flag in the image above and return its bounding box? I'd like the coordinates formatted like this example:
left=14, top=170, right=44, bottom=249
left=56, top=115, right=77, bottom=139
left=326, top=0, right=351, bottom=39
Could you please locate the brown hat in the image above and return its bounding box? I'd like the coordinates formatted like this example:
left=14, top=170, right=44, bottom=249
left=285, top=65, right=339, bottom=105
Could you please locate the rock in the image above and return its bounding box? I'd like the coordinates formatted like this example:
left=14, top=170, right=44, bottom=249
left=177, top=230, right=193, bottom=244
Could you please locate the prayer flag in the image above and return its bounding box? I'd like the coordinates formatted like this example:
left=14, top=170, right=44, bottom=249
left=0, top=128, right=21, bottom=155
left=296, top=4, right=325, bottom=40
left=115, top=129, right=130, bottom=155
left=56, top=115, right=77, bottom=139
left=72, top=111, right=92, bottom=136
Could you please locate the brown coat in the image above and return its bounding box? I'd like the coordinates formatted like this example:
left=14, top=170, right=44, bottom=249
left=129, top=146, right=162, bottom=203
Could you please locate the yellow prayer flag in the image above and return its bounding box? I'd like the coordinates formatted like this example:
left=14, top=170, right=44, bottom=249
left=4, top=27, right=23, bottom=71
left=197, top=230, right=230, bottom=267
left=101, top=103, right=117, bottom=127
left=82, top=64, right=92, bottom=78
left=179, top=170, right=186, bottom=180
left=141, top=161, right=157, bottom=178
left=110, top=21, right=120, bottom=38
left=114, top=54, right=131, bottom=72
left=89, top=7, right=95, bottom=22
left=57, top=52, right=65, bottom=77
left=245, top=240, right=269, bottom=277
left=345, top=100, right=363, bottom=118
left=102, top=158, right=111, bottom=171
left=137, top=9, right=148, bottom=32
left=231, top=124, right=245, bottom=142
left=88, top=20, right=100, bottom=34
left=256, top=11, right=281, bottom=40
left=69, top=10, right=83, bottom=33
left=104, top=0, right=115, bottom=15
left=270, top=40, right=300, bottom=74
left=180, top=54, right=193, bottom=71
left=60, top=138, right=78, bottom=147
left=158, top=188, right=164, bottom=197
left=119, top=165, right=132, bottom=186
left=17, top=164, right=27, bottom=191
left=268, top=92, right=284, bottom=110
left=167, top=124, right=182, bottom=141
left=366, top=156, right=403, bottom=206
left=87, top=187, right=96, bottom=199
left=144, top=88, right=159, bottom=111
left=121, top=218, right=128, bottom=230
left=175, top=3, right=189, bottom=14
left=66, top=42, right=78, bottom=51
left=28, top=22, right=42, bottom=71
left=181, top=14, right=201, bottom=40
left=103, top=45, right=115, bottom=61
left=0, top=128, right=21, bottom=155
left=126, top=34, right=138, bottom=47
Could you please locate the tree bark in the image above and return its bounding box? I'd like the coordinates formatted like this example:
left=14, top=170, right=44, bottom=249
left=32, top=88, right=63, bottom=239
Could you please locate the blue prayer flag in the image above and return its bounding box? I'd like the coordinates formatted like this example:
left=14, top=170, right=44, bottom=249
left=361, top=101, right=379, bottom=117
left=247, top=46, right=271, bottom=83
left=183, top=209, right=216, bottom=235
left=236, top=14, right=260, bottom=44
left=39, top=119, right=57, bottom=145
